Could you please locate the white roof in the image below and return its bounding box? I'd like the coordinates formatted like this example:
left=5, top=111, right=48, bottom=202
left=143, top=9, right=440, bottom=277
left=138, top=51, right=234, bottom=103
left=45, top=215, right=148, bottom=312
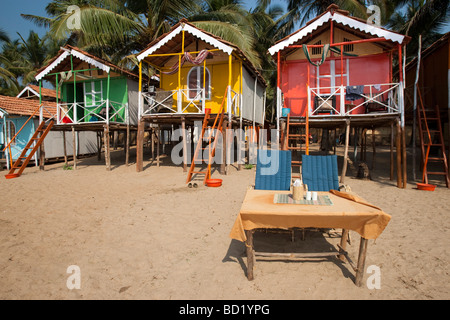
left=137, top=23, right=234, bottom=61
left=268, top=12, right=406, bottom=55
left=35, top=48, right=111, bottom=81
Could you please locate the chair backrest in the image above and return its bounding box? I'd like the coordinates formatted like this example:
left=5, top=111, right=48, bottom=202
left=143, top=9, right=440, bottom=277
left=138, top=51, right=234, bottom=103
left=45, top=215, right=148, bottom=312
left=302, top=155, right=339, bottom=192
left=255, top=149, right=291, bottom=191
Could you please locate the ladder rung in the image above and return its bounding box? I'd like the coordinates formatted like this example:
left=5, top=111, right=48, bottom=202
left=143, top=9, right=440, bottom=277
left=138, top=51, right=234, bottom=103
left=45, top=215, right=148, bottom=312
left=292, top=160, right=302, bottom=164
left=427, top=172, right=448, bottom=175
left=288, top=134, right=306, bottom=138
left=288, top=146, right=304, bottom=150
left=289, top=123, right=306, bottom=126
left=427, top=157, right=445, bottom=161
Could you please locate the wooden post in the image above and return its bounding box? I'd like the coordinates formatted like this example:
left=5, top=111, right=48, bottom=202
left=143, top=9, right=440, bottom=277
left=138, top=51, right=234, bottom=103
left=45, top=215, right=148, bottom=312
left=355, top=237, right=368, bottom=287
left=151, top=127, right=155, bottom=160
left=245, top=230, right=254, bottom=281
left=390, top=122, right=394, bottom=180
left=136, top=119, right=144, bottom=172
left=402, top=126, right=407, bottom=188
left=63, top=130, right=68, bottom=166
left=97, top=131, right=102, bottom=161
left=72, top=126, right=77, bottom=170
left=157, top=124, right=160, bottom=167
left=181, top=117, right=188, bottom=172
left=125, top=124, right=130, bottom=166
left=340, top=120, right=351, bottom=184
left=104, top=125, right=111, bottom=171
left=113, top=131, right=118, bottom=150
left=39, top=135, right=45, bottom=171
left=396, top=119, right=402, bottom=188
left=220, top=119, right=228, bottom=175
left=371, top=127, right=376, bottom=170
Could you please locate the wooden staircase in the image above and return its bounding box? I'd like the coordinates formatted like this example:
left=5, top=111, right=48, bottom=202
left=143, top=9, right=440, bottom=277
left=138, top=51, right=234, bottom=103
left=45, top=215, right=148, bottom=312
left=186, top=93, right=226, bottom=186
left=417, top=89, right=449, bottom=187
left=283, top=113, right=309, bottom=180
left=5, top=120, right=54, bottom=179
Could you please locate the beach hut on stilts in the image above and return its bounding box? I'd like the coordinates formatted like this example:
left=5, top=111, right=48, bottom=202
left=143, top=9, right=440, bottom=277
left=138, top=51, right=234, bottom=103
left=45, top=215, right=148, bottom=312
left=34, top=45, right=147, bottom=171
left=135, top=19, right=266, bottom=183
left=268, top=4, right=411, bottom=187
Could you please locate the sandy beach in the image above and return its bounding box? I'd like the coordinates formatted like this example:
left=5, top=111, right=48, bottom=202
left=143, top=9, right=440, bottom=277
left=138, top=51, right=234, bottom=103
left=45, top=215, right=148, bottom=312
left=0, top=143, right=449, bottom=300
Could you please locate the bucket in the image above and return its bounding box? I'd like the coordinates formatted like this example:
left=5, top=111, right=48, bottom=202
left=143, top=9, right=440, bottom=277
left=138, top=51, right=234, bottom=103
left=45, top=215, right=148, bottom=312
left=282, top=108, right=290, bottom=117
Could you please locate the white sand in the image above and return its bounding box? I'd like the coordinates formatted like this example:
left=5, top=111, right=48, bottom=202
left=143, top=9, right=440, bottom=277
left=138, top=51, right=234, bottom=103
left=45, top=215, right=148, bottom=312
left=0, top=145, right=449, bottom=299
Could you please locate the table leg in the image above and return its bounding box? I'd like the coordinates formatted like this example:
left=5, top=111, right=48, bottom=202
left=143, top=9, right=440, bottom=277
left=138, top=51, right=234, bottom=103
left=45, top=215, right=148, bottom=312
left=338, top=229, right=349, bottom=262
left=245, top=230, right=254, bottom=281
left=355, top=237, right=368, bottom=287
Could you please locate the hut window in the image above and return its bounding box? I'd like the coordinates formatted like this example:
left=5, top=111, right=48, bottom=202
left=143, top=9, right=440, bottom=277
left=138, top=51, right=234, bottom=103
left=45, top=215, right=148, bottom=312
left=312, top=40, right=322, bottom=55
left=97, top=69, right=104, bottom=76
left=6, top=121, right=16, bottom=145
left=187, top=66, right=211, bottom=100
left=343, top=38, right=354, bottom=52
left=84, top=81, right=103, bottom=106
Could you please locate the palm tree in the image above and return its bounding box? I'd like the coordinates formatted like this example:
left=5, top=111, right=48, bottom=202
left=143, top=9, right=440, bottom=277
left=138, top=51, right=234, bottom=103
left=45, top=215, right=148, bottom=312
left=21, top=0, right=262, bottom=68
left=387, top=0, right=450, bottom=60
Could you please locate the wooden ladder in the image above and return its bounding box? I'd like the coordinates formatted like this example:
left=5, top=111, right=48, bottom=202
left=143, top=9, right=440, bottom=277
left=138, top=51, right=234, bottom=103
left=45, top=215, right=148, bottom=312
left=283, top=112, right=309, bottom=180
left=5, top=120, right=54, bottom=179
left=186, top=92, right=226, bottom=186
left=417, top=88, right=449, bottom=187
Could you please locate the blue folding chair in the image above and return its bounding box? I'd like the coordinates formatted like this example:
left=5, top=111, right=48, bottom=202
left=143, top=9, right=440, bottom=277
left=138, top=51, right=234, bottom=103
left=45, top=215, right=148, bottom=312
left=254, top=149, right=291, bottom=191
left=301, top=155, right=340, bottom=192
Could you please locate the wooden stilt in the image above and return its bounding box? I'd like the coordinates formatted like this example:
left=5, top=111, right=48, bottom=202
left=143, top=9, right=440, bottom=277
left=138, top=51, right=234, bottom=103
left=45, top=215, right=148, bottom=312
left=402, top=126, right=407, bottom=188
left=220, top=119, right=228, bottom=175
left=126, top=124, right=130, bottom=166
left=151, top=127, right=155, bottom=160
left=72, top=126, right=77, bottom=170
left=390, top=122, right=394, bottom=180
left=371, top=127, right=376, bottom=170
left=104, top=125, right=111, bottom=171
left=97, top=131, right=102, bottom=161
left=157, top=125, right=160, bottom=167
left=39, top=131, right=45, bottom=171
left=181, top=117, right=188, bottom=172
left=136, top=120, right=144, bottom=172
left=63, top=130, right=68, bottom=166
left=340, top=120, right=351, bottom=184
left=113, top=131, right=118, bottom=150
left=396, top=119, right=402, bottom=188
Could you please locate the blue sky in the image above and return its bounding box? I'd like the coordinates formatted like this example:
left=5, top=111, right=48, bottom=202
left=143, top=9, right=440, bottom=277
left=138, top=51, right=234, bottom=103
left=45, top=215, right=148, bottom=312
left=0, top=1, right=447, bottom=41
left=0, top=1, right=287, bottom=40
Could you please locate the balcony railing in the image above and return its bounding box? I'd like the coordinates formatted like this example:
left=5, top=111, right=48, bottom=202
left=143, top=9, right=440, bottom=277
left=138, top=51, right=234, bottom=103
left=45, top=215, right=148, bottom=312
left=141, top=88, right=240, bottom=117
left=56, top=100, right=129, bottom=125
left=308, top=83, right=401, bottom=117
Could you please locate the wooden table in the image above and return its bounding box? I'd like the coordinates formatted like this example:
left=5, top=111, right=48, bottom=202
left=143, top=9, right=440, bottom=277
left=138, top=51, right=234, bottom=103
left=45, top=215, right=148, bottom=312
left=229, top=189, right=391, bottom=286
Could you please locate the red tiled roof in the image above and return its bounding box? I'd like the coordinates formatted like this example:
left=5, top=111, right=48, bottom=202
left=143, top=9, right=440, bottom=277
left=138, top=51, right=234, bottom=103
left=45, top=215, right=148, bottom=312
left=0, top=95, right=57, bottom=119
left=27, top=84, right=60, bottom=99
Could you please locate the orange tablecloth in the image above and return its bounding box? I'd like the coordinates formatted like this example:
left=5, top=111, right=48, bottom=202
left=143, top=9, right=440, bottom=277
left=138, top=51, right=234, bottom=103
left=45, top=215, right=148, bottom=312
left=229, top=189, right=391, bottom=242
